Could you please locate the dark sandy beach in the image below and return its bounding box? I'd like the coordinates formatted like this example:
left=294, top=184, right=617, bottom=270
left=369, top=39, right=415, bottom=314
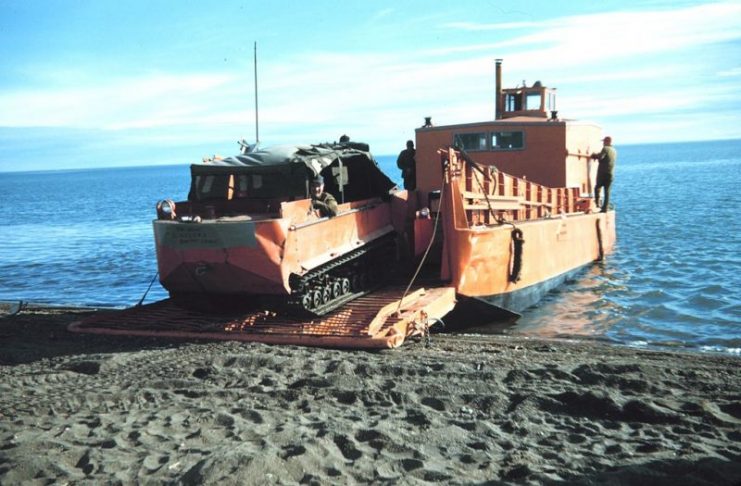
left=1, top=306, right=740, bottom=485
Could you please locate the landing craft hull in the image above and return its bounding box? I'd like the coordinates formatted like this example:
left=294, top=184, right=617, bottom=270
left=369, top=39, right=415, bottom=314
left=449, top=212, right=616, bottom=313
left=432, top=148, right=616, bottom=316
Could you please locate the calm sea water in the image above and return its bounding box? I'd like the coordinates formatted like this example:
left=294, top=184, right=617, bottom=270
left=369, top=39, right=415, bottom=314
left=1, top=140, right=739, bottom=354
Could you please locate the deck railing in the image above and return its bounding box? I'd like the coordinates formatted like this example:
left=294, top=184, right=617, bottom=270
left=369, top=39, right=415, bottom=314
left=455, top=151, right=588, bottom=226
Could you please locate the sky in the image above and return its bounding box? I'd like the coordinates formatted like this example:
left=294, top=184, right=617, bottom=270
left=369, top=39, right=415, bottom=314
left=1, top=0, right=740, bottom=172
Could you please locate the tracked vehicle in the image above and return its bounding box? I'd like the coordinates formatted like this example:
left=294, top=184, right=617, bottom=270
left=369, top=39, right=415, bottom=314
left=153, top=142, right=398, bottom=315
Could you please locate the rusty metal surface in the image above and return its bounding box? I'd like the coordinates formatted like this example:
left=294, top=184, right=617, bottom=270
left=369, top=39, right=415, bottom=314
left=68, top=285, right=456, bottom=349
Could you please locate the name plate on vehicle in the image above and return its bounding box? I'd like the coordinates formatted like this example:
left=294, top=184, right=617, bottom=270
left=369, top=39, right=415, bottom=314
left=154, top=221, right=257, bottom=249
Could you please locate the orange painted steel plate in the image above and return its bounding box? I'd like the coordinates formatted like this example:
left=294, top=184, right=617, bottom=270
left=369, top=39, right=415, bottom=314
left=68, top=286, right=456, bottom=349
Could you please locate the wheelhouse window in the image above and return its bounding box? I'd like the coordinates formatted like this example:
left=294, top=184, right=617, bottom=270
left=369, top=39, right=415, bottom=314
left=525, top=92, right=542, bottom=111
left=547, top=92, right=556, bottom=112
left=505, top=93, right=521, bottom=112
left=490, top=131, right=524, bottom=151
left=455, top=132, right=488, bottom=151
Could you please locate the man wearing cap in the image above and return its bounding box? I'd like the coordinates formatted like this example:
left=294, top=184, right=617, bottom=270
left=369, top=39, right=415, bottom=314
left=310, top=175, right=338, bottom=217
left=591, top=136, right=617, bottom=213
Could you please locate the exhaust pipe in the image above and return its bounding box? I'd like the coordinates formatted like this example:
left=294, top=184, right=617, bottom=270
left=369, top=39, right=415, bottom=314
left=495, top=59, right=503, bottom=120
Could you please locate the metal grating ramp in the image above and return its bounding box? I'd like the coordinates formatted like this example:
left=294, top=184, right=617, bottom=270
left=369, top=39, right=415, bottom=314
left=68, top=286, right=456, bottom=349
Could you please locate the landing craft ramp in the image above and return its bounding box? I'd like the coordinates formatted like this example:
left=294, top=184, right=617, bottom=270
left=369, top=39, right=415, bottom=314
left=68, top=285, right=456, bottom=349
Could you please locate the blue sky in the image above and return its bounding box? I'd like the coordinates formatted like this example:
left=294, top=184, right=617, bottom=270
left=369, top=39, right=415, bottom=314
left=1, top=0, right=740, bottom=171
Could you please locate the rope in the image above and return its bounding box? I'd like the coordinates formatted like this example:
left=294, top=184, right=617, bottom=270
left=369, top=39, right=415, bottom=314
left=457, top=144, right=521, bottom=231
left=395, top=146, right=527, bottom=319
left=469, top=158, right=500, bottom=222
left=423, top=318, right=445, bottom=348
left=453, top=141, right=501, bottom=210
left=462, top=149, right=526, bottom=282
left=136, top=272, right=159, bottom=307
left=395, top=176, right=447, bottom=316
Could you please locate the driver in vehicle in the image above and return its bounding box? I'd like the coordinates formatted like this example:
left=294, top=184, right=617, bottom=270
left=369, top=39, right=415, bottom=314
left=310, top=175, right=338, bottom=217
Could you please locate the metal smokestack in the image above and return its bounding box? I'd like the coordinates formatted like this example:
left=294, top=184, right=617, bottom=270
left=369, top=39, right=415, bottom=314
left=495, top=58, right=503, bottom=120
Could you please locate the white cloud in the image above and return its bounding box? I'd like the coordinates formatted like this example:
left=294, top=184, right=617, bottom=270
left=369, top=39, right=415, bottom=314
left=370, top=8, right=395, bottom=22
left=1, top=1, right=739, bottom=154
left=717, top=66, right=741, bottom=77
left=434, top=2, right=741, bottom=67
left=0, top=73, right=236, bottom=128
left=441, top=21, right=542, bottom=31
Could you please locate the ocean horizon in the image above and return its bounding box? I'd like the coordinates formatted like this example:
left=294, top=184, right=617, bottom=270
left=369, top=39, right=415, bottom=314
left=2, top=136, right=741, bottom=175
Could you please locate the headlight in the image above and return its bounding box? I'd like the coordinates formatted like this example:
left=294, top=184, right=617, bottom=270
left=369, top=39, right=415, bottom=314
left=156, top=199, right=177, bottom=220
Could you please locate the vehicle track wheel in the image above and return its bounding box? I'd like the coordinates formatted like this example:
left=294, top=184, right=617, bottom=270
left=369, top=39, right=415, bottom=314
left=322, top=286, right=332, bottom=304
left=340, top=278, right=351, bottom=295
left=312, top=290, right=323, bottom=308
left=302, top=293, right=313, bottom=310
left=331, top=281, right=342, bottom=299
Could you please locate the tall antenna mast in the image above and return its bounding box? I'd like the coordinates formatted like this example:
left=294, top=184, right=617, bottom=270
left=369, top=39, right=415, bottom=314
left=254, top=41, right=259, bottom=144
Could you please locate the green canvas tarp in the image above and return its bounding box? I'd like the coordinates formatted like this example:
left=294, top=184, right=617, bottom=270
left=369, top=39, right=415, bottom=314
left=188, top=142, right=396, bottom=203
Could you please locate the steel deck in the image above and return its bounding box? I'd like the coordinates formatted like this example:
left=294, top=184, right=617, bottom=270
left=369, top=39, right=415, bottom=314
left=68, top=285, right=456, bottom=349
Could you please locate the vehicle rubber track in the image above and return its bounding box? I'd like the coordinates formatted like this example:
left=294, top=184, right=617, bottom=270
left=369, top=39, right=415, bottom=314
left=286, top=232, right=398, bottom=316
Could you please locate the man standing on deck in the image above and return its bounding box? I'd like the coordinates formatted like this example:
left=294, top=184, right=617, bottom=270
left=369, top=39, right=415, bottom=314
left=310, top=175, right=338, bottom=217
left=591, top=136, right=617, bottom=212
left=396, top=140, right=416, bottom=191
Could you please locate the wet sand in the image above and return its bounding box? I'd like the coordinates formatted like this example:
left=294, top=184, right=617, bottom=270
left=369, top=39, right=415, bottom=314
left=1, top=306, right=740, bottom=485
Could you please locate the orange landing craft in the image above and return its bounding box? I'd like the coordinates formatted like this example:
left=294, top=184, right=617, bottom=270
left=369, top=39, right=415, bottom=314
left=70, top=59, right=616, bottom=348
left=409, top=59, right=616, bottom=317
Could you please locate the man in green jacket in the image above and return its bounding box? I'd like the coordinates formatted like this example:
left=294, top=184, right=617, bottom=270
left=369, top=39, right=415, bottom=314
left=591, top=136, right=617, bottom=213
left=310, top=175, right=338, bottom=217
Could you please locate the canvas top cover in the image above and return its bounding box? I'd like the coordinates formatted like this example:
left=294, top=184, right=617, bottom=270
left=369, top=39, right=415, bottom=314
left=188, top=142, right=396, bottom=203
